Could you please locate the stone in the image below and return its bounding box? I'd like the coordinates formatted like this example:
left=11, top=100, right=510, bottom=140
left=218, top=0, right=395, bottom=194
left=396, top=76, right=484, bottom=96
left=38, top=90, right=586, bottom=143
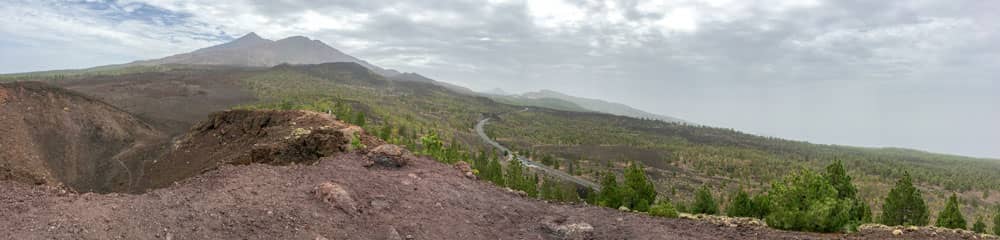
left=387, top=227, right=403, bottom=240
left=315, top=182, right=357, bottom=216
left=365, top=144, right=413, bottom=168
left=892, top=229, right=903, bottom=236
left=370, top=199, right=391, bottom=211
left=453, top=161, right=475, bottom=179
left=541, top=217, right=594, bottom=240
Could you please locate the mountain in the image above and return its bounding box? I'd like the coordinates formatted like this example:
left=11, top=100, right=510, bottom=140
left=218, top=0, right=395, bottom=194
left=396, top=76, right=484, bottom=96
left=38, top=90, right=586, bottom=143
left=124, top=32, right=486, bottom=96
left=494, top=89, right=686, bottom=123
left=489, top=95, right=593, bottom=112
left=130, top=32, right=401, bottom=77
left=388, top=72, right=478, bottom=95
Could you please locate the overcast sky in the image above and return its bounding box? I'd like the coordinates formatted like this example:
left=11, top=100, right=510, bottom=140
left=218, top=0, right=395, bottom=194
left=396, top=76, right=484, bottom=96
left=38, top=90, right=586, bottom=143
left=2, top=0, right=998, bottom=158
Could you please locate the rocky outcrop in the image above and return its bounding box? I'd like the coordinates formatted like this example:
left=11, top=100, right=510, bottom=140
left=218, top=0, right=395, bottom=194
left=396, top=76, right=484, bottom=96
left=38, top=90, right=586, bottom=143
left=541, top=216, right=594, bottom=240
left=365, top=144, right=413, bottom=168
left=140, top=110, right=384, bottom=190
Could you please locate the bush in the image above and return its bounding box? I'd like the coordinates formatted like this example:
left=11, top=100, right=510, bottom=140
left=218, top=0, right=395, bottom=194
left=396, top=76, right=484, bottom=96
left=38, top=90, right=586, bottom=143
left=765, top=169, right=851, bottom=233
left=750, top=194, right=771, bottom=219
left=935, top=193, right=967, bottom=229
left=691, top=185, right=718, bottom=215
left=972, top=217, right=986, bottom=234
left=649, top=200, right=679, bottom=218
left=594, top=163, right=657, bottom=212
left=726, top=189, right=755, bottom=217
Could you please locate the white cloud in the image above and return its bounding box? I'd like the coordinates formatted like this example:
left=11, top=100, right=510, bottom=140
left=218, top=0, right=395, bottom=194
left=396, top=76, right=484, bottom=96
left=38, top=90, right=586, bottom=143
left=527, top=0, right=586, bottom=29
left=657, top=7, right=699, bottom=33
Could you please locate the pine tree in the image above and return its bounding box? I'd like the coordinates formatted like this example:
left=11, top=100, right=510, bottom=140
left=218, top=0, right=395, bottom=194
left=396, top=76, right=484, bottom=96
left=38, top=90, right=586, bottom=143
left=597, top=172, right=621, bottom=208
left=825, top=160, right=857, bottom=199
left=691, top=185, right=718, bottom=215
left=505, top=159, right=525, bottom=189
left=994, top=205, right=1000, bottom=235
left=849, top=197, right=873, bottom=223
left=726, top=188, right=755, bottom=217
left=972, top=217, right=986, bottom=234
left=881, top=172, right=929, bottom=226
left=483, top=156, right=504, bottom=185
left=936, top=193, right=967, bottom=229
left=622, top=162, right=656, bottom=212
left=765, top=169, right=851, bottom=232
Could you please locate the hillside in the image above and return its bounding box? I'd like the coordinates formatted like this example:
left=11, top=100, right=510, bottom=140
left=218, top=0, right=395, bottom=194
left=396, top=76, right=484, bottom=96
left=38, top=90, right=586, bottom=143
left=0, top=82, right=168, bottom=193
left=491, top=95, right=593, bottom=112
left=492, top=89, right=686, bottom=123
left=6, top=61, right=1000, bottom=229
left=0, top=106, right=980, bottom=239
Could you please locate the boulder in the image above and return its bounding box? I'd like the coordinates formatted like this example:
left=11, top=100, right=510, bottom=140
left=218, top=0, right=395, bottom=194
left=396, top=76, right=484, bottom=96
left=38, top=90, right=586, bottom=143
left=541, top=216, right=594, bottom=240
left=315, top=182, right=357, bottom=215
left=365, top=144, right=413, bottom=168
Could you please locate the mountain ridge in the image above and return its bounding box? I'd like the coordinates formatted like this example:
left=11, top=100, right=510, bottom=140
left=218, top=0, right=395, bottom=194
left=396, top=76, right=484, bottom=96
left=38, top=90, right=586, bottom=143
left=488, top=88, right=686, bottom=123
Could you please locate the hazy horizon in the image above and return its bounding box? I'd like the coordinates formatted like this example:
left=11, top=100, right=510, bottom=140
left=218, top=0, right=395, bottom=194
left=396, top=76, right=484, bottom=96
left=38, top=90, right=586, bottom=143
left=2, top=0, right=997, bottom=158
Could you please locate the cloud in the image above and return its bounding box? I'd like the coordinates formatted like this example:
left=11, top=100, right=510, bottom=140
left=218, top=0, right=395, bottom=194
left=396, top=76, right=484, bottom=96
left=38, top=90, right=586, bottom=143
left=1, top=0, right=999, bottom=158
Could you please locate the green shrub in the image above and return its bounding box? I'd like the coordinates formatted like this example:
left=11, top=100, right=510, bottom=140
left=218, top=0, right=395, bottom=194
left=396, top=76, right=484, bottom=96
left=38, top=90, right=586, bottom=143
left=765, top=169, right=851, bottom=233
left=691, top=185, right=718, bottom=215
left=972, top=217, right=986, bottom=234
left=750, top=194, right=771, bottom=219
left=726, top=189, right=755, bottom=217
left=649, top=200, right=679, bottom=218
left=349, top=133, right=366, bottom=150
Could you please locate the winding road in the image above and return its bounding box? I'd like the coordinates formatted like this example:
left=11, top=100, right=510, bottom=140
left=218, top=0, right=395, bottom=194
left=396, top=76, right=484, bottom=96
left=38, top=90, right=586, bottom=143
left=475, top=116, right=601, bottom=190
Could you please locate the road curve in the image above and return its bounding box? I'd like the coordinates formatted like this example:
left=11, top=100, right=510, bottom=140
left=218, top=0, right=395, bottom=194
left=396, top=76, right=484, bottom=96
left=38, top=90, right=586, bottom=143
left=475, top=117, right=601, bottom=190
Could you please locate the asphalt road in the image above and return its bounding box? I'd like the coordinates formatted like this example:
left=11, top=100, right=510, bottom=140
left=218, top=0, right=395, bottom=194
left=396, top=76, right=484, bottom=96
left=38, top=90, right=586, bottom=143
left=475, top=117, right=601, bottom=190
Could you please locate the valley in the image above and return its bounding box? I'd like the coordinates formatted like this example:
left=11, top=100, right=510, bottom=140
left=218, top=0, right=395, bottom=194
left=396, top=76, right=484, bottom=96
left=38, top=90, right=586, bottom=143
left=1, top=32, right=999, bottom=239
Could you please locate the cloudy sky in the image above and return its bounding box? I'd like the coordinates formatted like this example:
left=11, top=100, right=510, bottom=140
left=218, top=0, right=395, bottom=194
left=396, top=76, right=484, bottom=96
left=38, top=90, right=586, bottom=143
left=2, top=0, right=998, bottom=158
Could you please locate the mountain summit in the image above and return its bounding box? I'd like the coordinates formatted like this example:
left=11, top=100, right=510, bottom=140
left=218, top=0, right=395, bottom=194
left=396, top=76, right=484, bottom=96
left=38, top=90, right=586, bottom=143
left=132, top=33, right=400, bottom=76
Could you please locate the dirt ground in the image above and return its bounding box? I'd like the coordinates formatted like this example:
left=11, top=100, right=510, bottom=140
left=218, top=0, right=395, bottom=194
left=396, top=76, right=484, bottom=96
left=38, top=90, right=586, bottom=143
left=2, top=145, right=990, bottom=239
left=0, top=82, right=168, bottom=193
left=54, top=68, right=258, bottom=135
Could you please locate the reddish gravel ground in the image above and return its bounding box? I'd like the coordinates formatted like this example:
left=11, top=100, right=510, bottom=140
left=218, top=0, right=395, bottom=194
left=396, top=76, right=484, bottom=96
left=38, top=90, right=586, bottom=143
left=0, top=151, right=830, bottom=240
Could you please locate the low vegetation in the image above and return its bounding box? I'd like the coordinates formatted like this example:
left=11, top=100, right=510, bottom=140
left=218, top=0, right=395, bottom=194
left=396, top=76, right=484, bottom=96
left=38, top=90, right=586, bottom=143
left=10, top=63, right=999, bottom=234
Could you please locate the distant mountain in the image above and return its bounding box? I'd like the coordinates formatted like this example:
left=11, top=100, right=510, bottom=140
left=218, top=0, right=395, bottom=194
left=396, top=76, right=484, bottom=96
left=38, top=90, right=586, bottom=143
left=388, top=72, right=477, bottom=95
left=491, top=96, right=592, bottom=112
left=496, top=89, right=686, bottom=123
left=126, top=32, right=484, bottom=95
left=483, top=88, right=511, bottom=96
left=130, top=32, right=401, bottom=76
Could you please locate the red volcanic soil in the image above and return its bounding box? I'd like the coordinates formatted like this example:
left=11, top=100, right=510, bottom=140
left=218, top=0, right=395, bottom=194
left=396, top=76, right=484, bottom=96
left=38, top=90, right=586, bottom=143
left=0, top=82, right=168, bottom=193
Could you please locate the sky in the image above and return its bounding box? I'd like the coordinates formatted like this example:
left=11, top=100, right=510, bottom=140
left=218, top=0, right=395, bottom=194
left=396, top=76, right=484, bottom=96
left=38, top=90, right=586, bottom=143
left=1, top=0, right=998, bottom=158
